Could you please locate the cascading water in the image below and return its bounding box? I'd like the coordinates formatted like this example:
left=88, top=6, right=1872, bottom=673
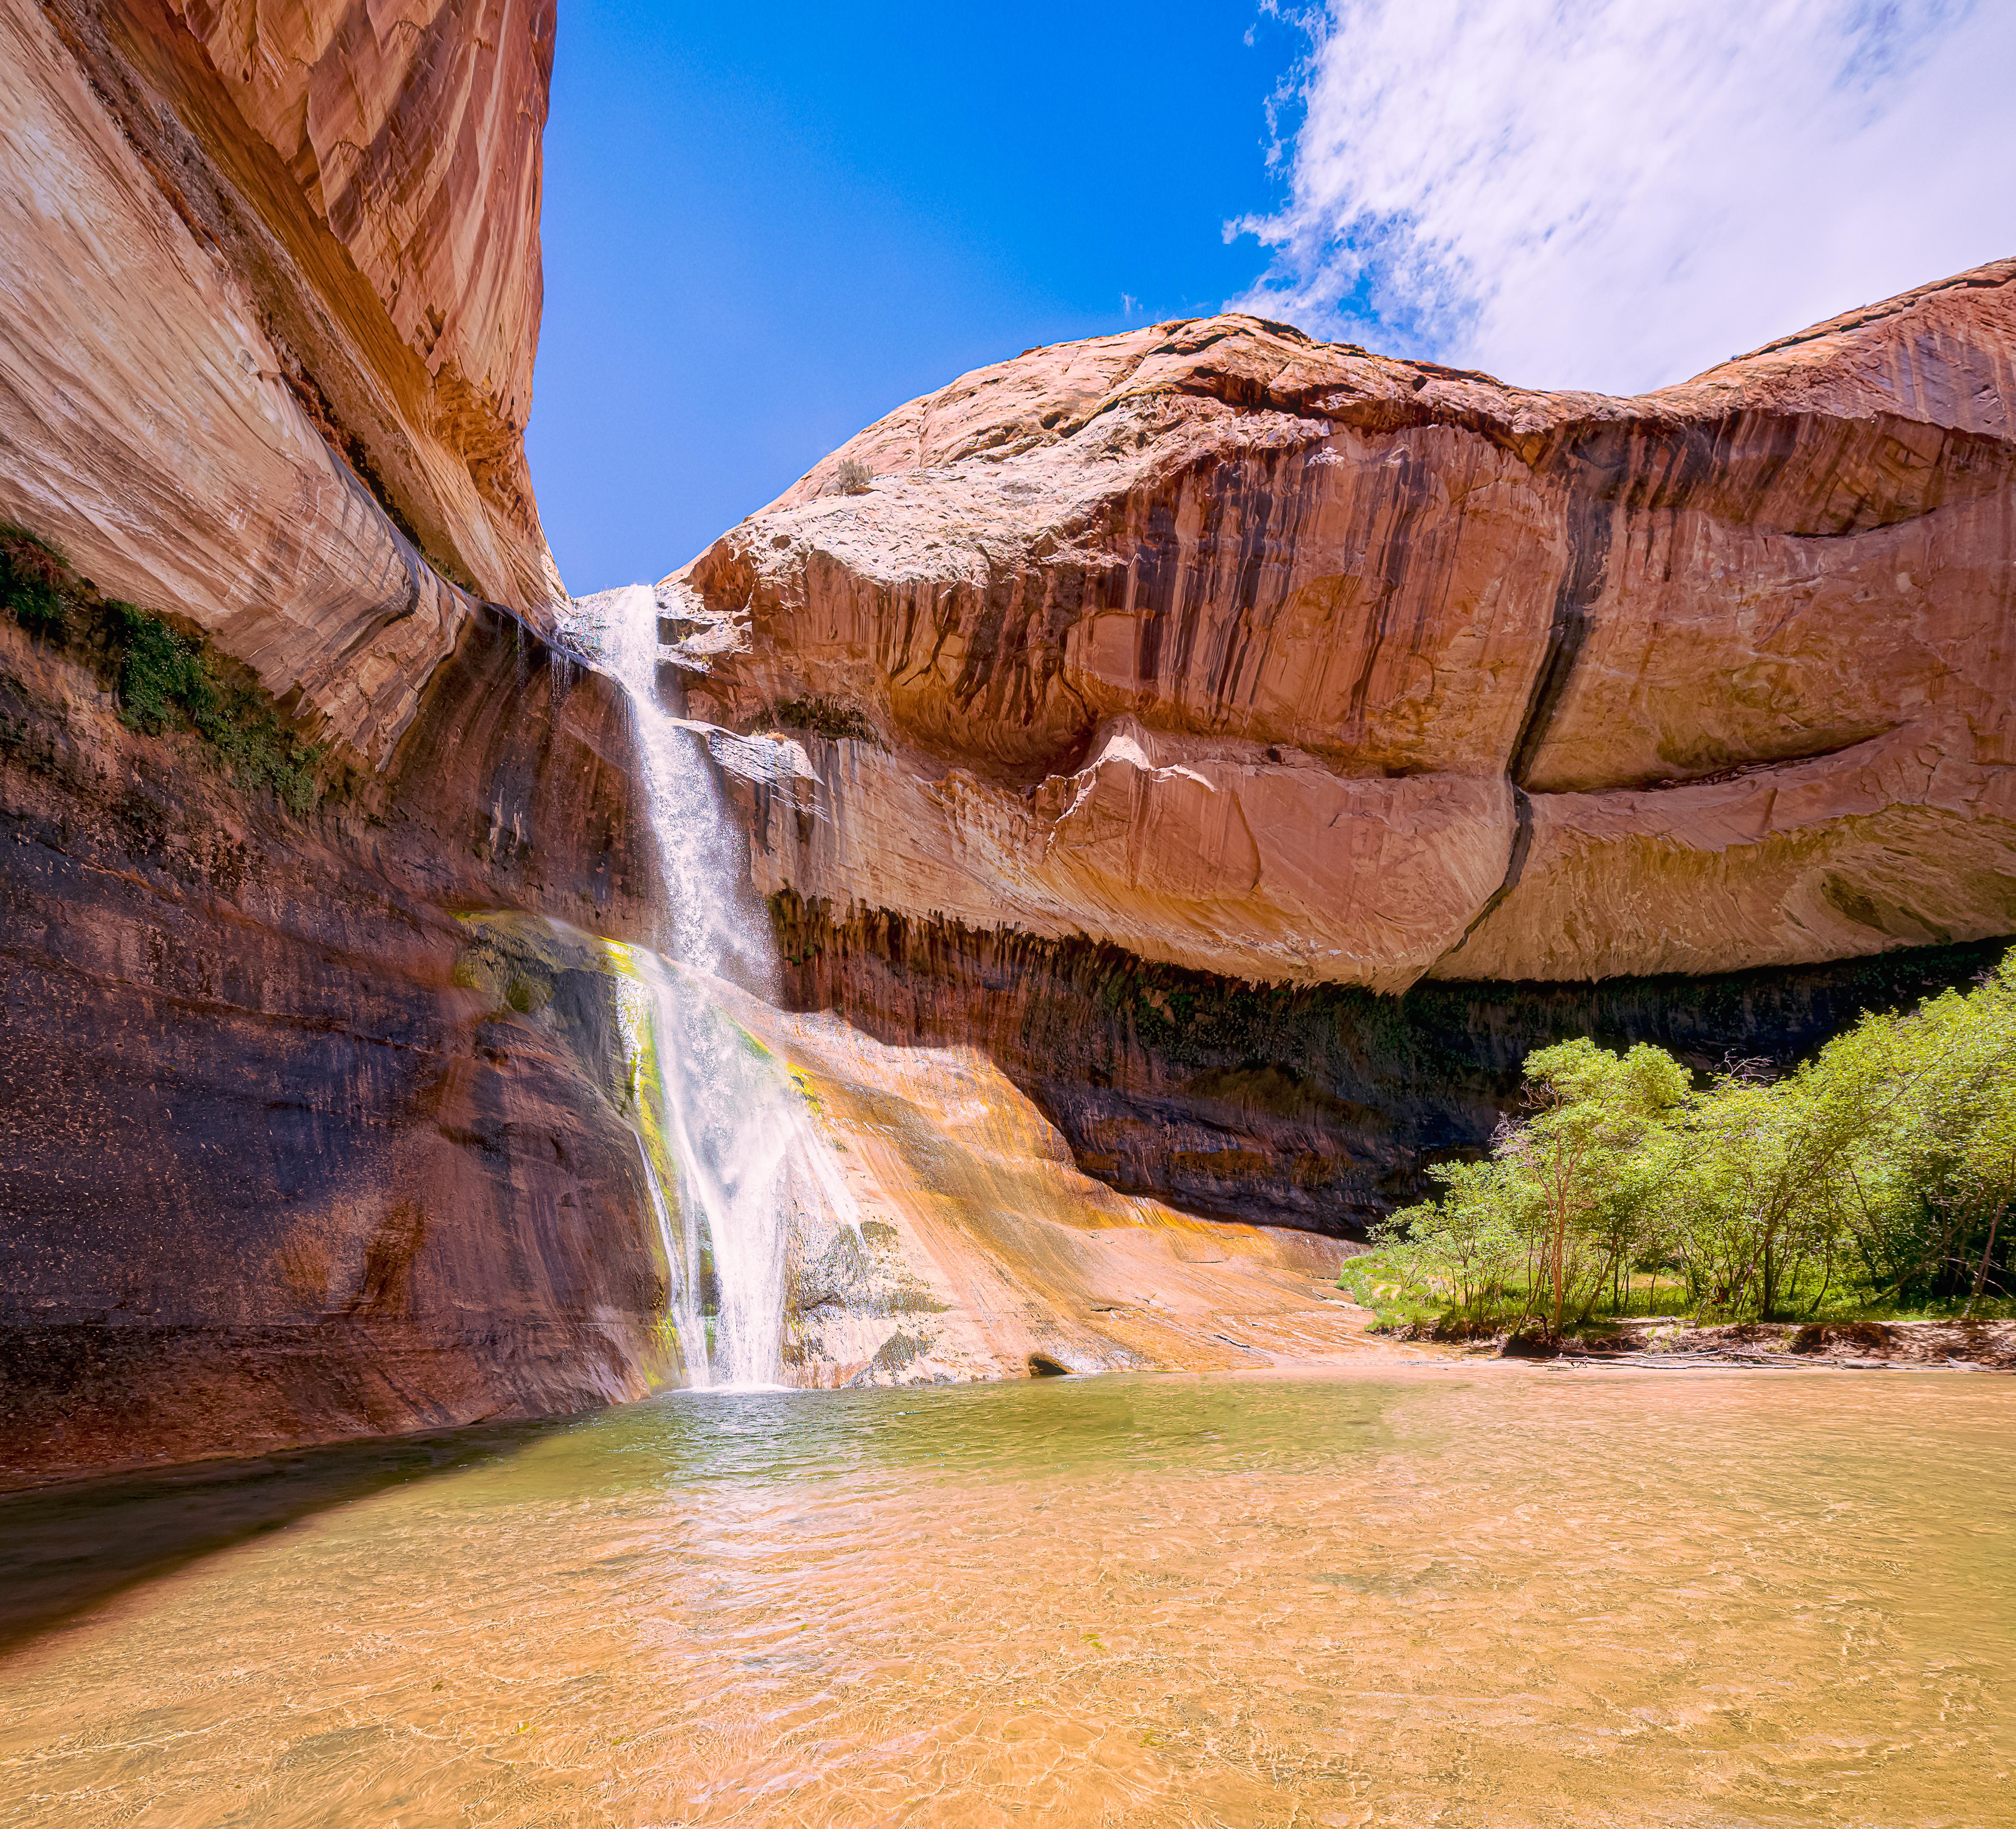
left=570, top=584, right=855, bottom=1390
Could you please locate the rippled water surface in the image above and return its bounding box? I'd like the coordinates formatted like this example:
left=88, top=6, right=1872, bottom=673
left=1, top=1367, right=2010, bottom=1827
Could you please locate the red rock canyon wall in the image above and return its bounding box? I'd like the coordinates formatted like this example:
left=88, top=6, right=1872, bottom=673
left=669, top=261, right=2016, bottom=989
left=0, top=0, right=672, bottom=1484
left=1, top=0, right=560, bottom=768
left=4, top=0, right=2011, bottom=1475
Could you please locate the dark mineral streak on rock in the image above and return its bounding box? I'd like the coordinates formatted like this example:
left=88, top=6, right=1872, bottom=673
left=1505, top=492, right=1610, bottom=789
left=770, top=893, right=2007, bottom=1238
left=0, top=602, right=667, bottom=1488
left=676, top=257, right=2016, bottom=988
left=8, top=0, right=2016, bottom=1483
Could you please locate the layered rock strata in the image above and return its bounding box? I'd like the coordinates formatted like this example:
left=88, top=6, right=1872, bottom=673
left=0, top=595, right=669, bottom=1485
left=2, top=579, right=1398, bottom=1484
left=7, top=0, right=2014, bottom=1480
left=1, top=0, right=561, bottom=769
left=0, top=0, right=1387, bottom=1486
left=769, top=898, right=2006, bottom=1234
left=0, top=0, right=622, bottom=1482
left=668, top=259, right=2016, bottom=988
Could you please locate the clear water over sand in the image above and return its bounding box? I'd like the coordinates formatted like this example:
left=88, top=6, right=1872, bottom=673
left=1, top=1365, right=2009, bottom=1826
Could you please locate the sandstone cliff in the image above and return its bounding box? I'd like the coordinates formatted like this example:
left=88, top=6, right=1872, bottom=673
left=6, top=0, right=2013, bottom=1478
left=2, top=0, right=561, bottom=769
left=0, top=572, right=676, bottom=1483
left=667, top=259, right=2016, bottom=990
left=0, top=0, right=643, bottom=1483
left=0, top=0, right=1401, bottom=1486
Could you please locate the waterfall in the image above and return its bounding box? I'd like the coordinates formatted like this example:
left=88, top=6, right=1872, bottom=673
left=570, top=584, right=853, bottom=1390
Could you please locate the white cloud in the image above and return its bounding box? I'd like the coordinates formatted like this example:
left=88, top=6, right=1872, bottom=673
left=1228, top=0, right=2016, bottom=393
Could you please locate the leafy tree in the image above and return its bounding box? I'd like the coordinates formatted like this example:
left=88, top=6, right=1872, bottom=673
left=1381, top=1039, right=1687, bottom=1339
left=1833, top=963, right=2016, bottom=1308
left=1378, top=1157, right=1528, bottom=1327
left=1503, top=1040, right=1688, bottom=1337
left=1351, top=952, right=2016, bottom=1332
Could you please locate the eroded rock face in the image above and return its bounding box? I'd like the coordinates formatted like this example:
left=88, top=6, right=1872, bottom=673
left=669, top=259, right=2016, bottom=986
left=767, top=897, right=2007, bottom=1236
left=0, top=0, right=667, bottom=1483
left=162, top=0, right=552, bottom=463
left=657, top=964, right=1376, bottom=1387
left=0, top=0, right=560, bottom=767
left=5, top=0, right=2012, bottom=1481
left=0, top=600, right=674, bottom=1485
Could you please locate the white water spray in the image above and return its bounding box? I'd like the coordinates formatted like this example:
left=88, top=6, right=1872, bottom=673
left=574, top=584, right=854, bottom=1389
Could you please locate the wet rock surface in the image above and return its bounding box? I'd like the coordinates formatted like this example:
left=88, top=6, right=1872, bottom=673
left=0, top=605, right=667, bottom=1486
left=5, top=4, right=2011, bottom=1485
left=725, top=983, right=1388, bottom=1388
left=767, top=895, right=2007, bottom=1236
left=0, top=0, right=636, bottom=1484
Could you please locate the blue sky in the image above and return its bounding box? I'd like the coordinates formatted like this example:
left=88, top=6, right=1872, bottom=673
left=528, top=2, right=1304, bottom=590
left=528, top=2, right=2014, bottom=593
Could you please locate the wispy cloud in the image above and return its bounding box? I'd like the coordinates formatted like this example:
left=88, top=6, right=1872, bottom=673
left=1228, top=1, right=2015, bottom=393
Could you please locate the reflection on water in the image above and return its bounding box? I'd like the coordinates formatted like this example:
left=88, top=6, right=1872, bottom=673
left=0, top=1367, right=2009, bottom=1826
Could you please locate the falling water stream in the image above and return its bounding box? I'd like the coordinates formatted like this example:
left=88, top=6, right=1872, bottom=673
left=570, top=584, right=854, bottom=1389
left=3, top=613, right=2012, bottom=1829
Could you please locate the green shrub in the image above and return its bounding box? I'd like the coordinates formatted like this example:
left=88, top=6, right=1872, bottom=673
left=107, top=602, right=326, bottom=811
left=3, top=526, right=325, bottom=813
left=204, top=696, right=328, bottom=815
left=1359, top=957, right=2016, bottom=1335
left=111, top=601, right=216, bottom=734
left=0, top=525, right=72, bottom=642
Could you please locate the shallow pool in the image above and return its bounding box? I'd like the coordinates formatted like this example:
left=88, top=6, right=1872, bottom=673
left=1, top=1365, right=2010, bottom=1826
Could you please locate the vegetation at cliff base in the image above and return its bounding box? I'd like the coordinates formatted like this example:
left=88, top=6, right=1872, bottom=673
left=0, top=524, right=72, bottom=641
left=1354, top=951, right=2016, bottom=1338
left=3, top=522, right=326, bottom=812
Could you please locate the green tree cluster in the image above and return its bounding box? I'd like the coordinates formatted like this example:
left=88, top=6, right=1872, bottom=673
left=1366, top=954, right=2016, bottom=1337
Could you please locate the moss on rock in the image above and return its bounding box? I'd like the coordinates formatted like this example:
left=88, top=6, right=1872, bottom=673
left=2, top=522, right=327, bottom=812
